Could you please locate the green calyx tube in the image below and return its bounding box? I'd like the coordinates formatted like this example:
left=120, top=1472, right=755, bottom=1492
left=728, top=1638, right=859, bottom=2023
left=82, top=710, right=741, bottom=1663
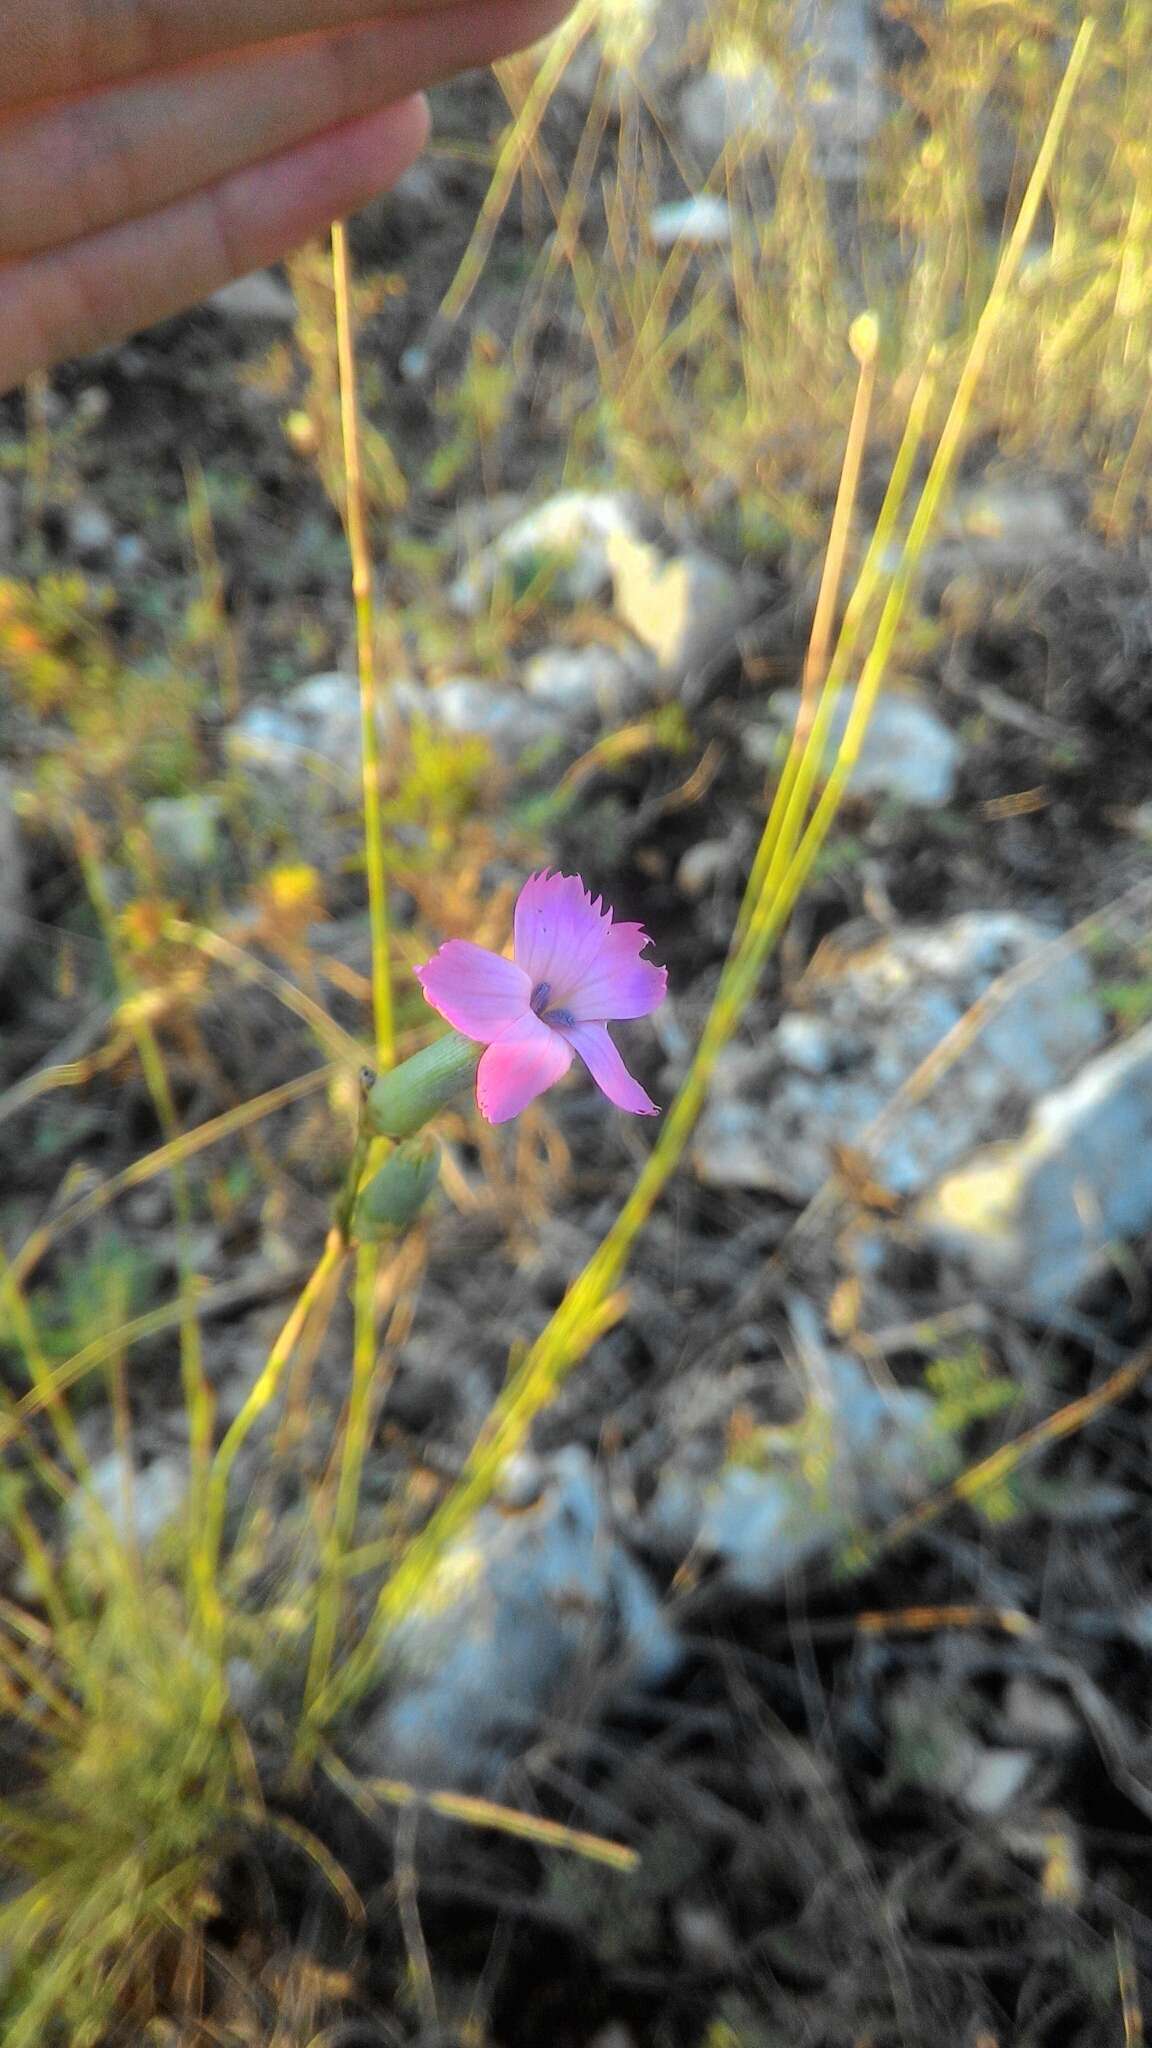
left=354, top=1136, right=442, bottom=1240
left=364, top=1031, right=480, bottom=1140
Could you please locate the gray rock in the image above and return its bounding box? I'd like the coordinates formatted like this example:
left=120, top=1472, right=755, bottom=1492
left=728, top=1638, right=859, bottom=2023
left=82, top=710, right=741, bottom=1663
left=225, top=672, right=422, bottom=802
left=606, top=530, right=747, bottom=681
left=226, top=672, right=364, bottom=799
left=67, top=1452, right=188, bottom=1557
left=676, top=834, right=748, bottom=899
left=426, top=676, right=565, bottom=757
left=356, top=1447, right=680, bottom=1793
left=915, top=1021, right=1152, bottom=1314
left=646, top=1353, right=955, bottom=1595
left=790, top=0, right=886, bottom=179
left=0, top=772, right=26, bottom=981
left=679, top=58, right=791, bottom=167
left=694, top=913, right=1106, bottom=1201
left=449, top=490, right=641, bottom=617
left=679, top=0, right=884, bottom=181
left=744, top=688, right=963, bottom=808
left=209, top=268, right=297, bottom=325
left=560, top=0, right=708, bottom=102
left=649, top=196, right=733, bottom=249
left=521, top=643, right=654, bottom=721
left=144, top=793, right=224, bottom=879
left=66, top=499, right=115, bottom=564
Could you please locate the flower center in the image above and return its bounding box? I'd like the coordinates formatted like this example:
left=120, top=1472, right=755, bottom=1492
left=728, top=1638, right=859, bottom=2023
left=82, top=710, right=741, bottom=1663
left=530, top=980, right=575, bottom=1029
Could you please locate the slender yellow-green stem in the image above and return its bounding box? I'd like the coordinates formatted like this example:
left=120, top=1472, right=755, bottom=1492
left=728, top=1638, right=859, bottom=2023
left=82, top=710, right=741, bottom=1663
left=332, top=218, right=394, bottom=1074
left=795, top=314, right=880, bottom=730
left=199, top=1229, right=348, bottom=1635
left=312, top=20, right=1096, bottom=1725
left=0, top=1246, right=89, bottom=1482
left=739, top=343, right=940, bottom=935
left=297, top=1237, right=382, bottom=1760
left=304, top=220, right=405, bottom=1737
left=320, top=1745, right=638, bottom=1872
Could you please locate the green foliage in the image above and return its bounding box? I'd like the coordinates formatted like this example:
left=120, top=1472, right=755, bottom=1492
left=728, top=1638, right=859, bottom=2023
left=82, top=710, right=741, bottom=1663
left=0, top=1582, right=235, bottom=2048
left=925, top=1341, right=1018, bottom=1436
left=0, top=573, right=203, bottom=796
left=1098, top=977, right=1152, bottom=1030
left=0, top=1233, right=161, bottom=1387
left=424, top=331, right=516, bottom=495
left=382, top=717, right=491, bottom=846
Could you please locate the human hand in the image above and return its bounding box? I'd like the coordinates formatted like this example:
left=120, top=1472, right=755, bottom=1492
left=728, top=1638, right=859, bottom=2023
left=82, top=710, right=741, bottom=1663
left=0, top=0, right=572, bottom=393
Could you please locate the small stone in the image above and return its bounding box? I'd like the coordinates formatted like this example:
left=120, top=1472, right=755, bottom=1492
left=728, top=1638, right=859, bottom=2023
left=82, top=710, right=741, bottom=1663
left=775, top=1011, right=840, bottom=1077
left=226, top=675, right=361, bottom=797
left=961, top=1748, right=1034, bottom=1817
left=915, top=1020, right=1152, bottom=1314
left=744, top=688, right=963, bottom=809
left=208, top=268, right=297, bottom=325
left=114, top=533, right=147, bottom=574
left=646, top=1353, right=955, bottom=1594
left=952, top=478, right=1074, bottom=548
left=606, top=531, right=747, bottom=681
left=67, top=1452, right=188, bottom=1556
left=66, top=499, right=115, bottom=563
left=694, top=913, right=1106, bottom=1201
left=679, top=55, right=791, bottom=167
left=355, top=1448, right=679, bottom=1793
left=449, top=490, right=641, bottom=617
left=649, top=196, right=733, bottom=249
left=674, top=1902, right=737, bottom=1969
left=144, top=793, right=224, bottom=878
left=679, top=3, right=883, bottom=181
left=560, top=0, right=706, bottom=102
left=427, top=677, right=564, bottom=757
left=521, top=643, right=653, bottom=721
left=1004, top=1677, right=1079, bottom=1749
left=677, top=837, right=742, bottom=898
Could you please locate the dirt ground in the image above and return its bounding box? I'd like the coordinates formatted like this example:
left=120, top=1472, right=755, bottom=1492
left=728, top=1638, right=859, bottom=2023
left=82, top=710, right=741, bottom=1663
left=3, top=44, right=1152, bottom=2048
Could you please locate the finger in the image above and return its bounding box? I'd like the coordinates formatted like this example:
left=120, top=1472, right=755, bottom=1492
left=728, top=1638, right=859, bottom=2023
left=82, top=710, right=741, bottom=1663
left=1, top=0, right=564, bottom=259
left=6, top=0, right=574, bottom=109
left=0, top=98, right=429, bottom=395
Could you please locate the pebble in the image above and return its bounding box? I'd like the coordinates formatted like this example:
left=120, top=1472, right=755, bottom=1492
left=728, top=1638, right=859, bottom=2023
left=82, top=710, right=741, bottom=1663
left=520, top=642, right=653, bottom=721
left=648, top=196, right=734, bottom=249
left=355, top=1448, right=680, bottom=1793
left=144, top=793, right=224, bottom=879
left=743, top=688, right=963, bottom=809
left=606, top=529, right=747, bottom=681
left=694, top=913, right=1105, bottom=1201
left=66, top=1452, right=188, bottom=1558
left=66, top=499, right=116, bottom=564
left=646, top=1351, right=955, bottom=1595
left=448, top=490, right=641, bottom=617
left=914, top=1019, right=1152, bottom=1314
left=208, top=269, right=298, bottom=325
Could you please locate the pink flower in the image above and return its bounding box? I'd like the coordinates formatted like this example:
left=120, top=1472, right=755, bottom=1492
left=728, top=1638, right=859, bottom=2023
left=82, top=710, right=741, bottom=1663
left=414, top=871, right=667, bottom=1126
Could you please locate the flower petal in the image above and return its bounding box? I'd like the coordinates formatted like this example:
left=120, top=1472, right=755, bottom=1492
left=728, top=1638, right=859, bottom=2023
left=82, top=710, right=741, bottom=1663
left=475, top=1013, right=573, bottom=1124
left=512, top=870, right=612, bottom=995
left=559, top=1020, right=659, bottom=1115
left=415, top=941, right=531, bottom=1043
left=565, top=921, right=668, bottom=1022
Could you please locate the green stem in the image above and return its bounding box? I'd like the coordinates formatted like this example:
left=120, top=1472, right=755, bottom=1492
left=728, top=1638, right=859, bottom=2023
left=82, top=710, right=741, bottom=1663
left=332, top=218, right=394, bottom=1073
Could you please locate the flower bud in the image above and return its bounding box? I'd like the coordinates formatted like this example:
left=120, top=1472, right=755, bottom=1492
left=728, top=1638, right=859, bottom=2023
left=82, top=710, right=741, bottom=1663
left=365, top=1032, right=480, bottom=1140
left=354, top=1137, right=441, bottom=1240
